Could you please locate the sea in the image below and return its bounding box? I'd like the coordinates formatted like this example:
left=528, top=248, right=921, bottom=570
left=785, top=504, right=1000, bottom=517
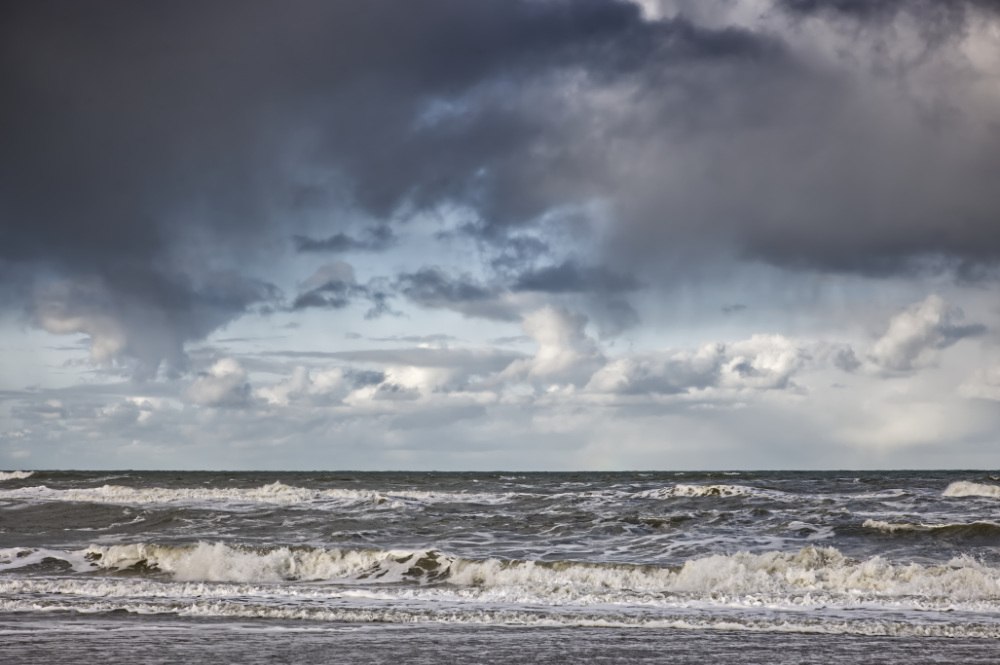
left=3, top=470, right=1000, bottom=663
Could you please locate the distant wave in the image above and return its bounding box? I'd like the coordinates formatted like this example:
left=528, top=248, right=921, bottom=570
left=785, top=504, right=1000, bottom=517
left=863, top=519, right=1000, bottom=538
left=0, top=470, right=33, bottom=481
left=5, top=542, right=1000, bottom=609
left=942, top=481, right=1000, bottom=498
left=0, top=481, right=509, bottom=509
left=634, top=484, right=774, bottom=499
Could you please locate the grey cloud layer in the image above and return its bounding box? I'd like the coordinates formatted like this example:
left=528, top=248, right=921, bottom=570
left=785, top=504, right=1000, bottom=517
left=6, top=292, right=994, bottom=469
left=4, top=0, right=1000, bottom=371
left=293, top=226, right=395, bottom=254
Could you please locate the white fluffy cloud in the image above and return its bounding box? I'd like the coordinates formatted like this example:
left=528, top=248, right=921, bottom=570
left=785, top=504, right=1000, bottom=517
left=257, top=366, right=351, bottom=406
left=586, top=343, right=722, bottom=395
left=869, top=295, right=985, bottom=372
left=499, top=307, right=605, bottom=387
left=27, top=272, right=273, bottom=379
left=719, top=335, right=809, bottom=391
left=186, top=358, right=250, bottom=407
left=586, top=334, right=808, bottom=395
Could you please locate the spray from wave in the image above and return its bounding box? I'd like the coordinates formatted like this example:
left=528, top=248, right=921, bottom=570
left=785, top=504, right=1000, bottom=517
left=633, top=484, right=771, bottom=499
left=943, top=481, right=1000, bottom=498
left=6, top=542, right=1000, bottom=610
left=0, top=470, right=33, bottom=481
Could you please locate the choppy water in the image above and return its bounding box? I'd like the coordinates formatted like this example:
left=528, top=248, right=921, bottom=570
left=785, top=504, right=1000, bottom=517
left=3, top=470, right=1000, bottom=662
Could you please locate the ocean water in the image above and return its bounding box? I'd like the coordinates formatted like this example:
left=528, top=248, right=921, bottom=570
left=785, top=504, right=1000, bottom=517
left=2, top=470, right=1000, bottom=663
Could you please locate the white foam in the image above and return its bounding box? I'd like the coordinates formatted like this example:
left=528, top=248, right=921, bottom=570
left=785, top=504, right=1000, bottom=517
left=8, top=543, right=1000, bottom=641
left=12, top=481, right=391, bottom=508
left=863, top=519, right=1000, bottom=535
left=943, top=481, right=1000, bottom=498
left=0, top=547, right=94, bottom=573
left=1, top=586, right=1000, bottom=638
left=13, top=542, right=998, bottom=611
left=379, top=489, right=512, bottom=504
left=0, top=481, right=507, bottom=509
left=634, top=484, right=769, bottom=499
left=850, top=489, right=909, bottom=499
left=863, top=519, right=925, bottom=533
left=0, top=471, right=33, bottom=481
left=86, top=542, right=429, bottom=584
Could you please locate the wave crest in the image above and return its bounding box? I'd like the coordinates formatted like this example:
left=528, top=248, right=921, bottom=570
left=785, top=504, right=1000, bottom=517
left=863, top=519, right=1000, bottom=537
left=0, top=470, right=33, bottom=481
left=943, top=481, right=1000, bottom=498
left=0, top=481, right=507, bottom=509
left=634, top=484, right=765, bottom=499
left=5, top=542, right=992, bottom=607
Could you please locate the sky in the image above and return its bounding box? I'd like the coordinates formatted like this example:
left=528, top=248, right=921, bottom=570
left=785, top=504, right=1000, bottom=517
left=2, top=0, right=1000, bottom=470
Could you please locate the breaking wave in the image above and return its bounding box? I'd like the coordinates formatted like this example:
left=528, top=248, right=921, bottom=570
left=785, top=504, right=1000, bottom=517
left=943, top=481, right=1000, bottom=498
left=5, top=542, right=1000, bottom=608
left=634, top=484, right=772, bottom=499
left=0, top=481, right=508, bottom=509
left=863, top=519, right=1000, bottom=538
left=0, top=470, right=33, bottom=481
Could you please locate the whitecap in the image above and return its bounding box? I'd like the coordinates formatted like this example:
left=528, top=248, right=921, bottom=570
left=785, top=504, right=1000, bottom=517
left=0, top=481, right=509, bottom=509
left=863, top=519, right=1000, bottom=537
left=24, top=542, right=1000, bottom=609
left=8, top=540, right=1000, bottom=639
left=634, top=484, right=772, bottom=499
left=942, top=481, right=1000, bottom=498
left=0, top=471, right=33, bottom=481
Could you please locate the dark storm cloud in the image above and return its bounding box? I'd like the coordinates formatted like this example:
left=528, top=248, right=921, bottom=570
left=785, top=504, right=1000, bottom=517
left=290, top=263, right=395, bottom=318
left=394, top=267, right=522, bottom=321
left=937, top=323, right=988, bottom=346
left=775, top=0, right=996, bottom=51
left=512, top=261, right=639, bottom=294
left=293, top=226, right=395, bottom=254
left=486, top=235, right=552, bottom=272
left=602, top=5, right=1000, bottom=279
left=31, top=270, right=279, bottom=378
left=395, top=268, right=494, bottom=306
left=0, top=0, right=672, bottom=369
left=5, top=0, right=1000, bottom=376
left=778, top=0, right=1000, bottom=18
left=291, top=285, right=394, bottom=319
left=394, top=262, right=641, bottom=335
left=509, top=261, right=641, bottom=335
